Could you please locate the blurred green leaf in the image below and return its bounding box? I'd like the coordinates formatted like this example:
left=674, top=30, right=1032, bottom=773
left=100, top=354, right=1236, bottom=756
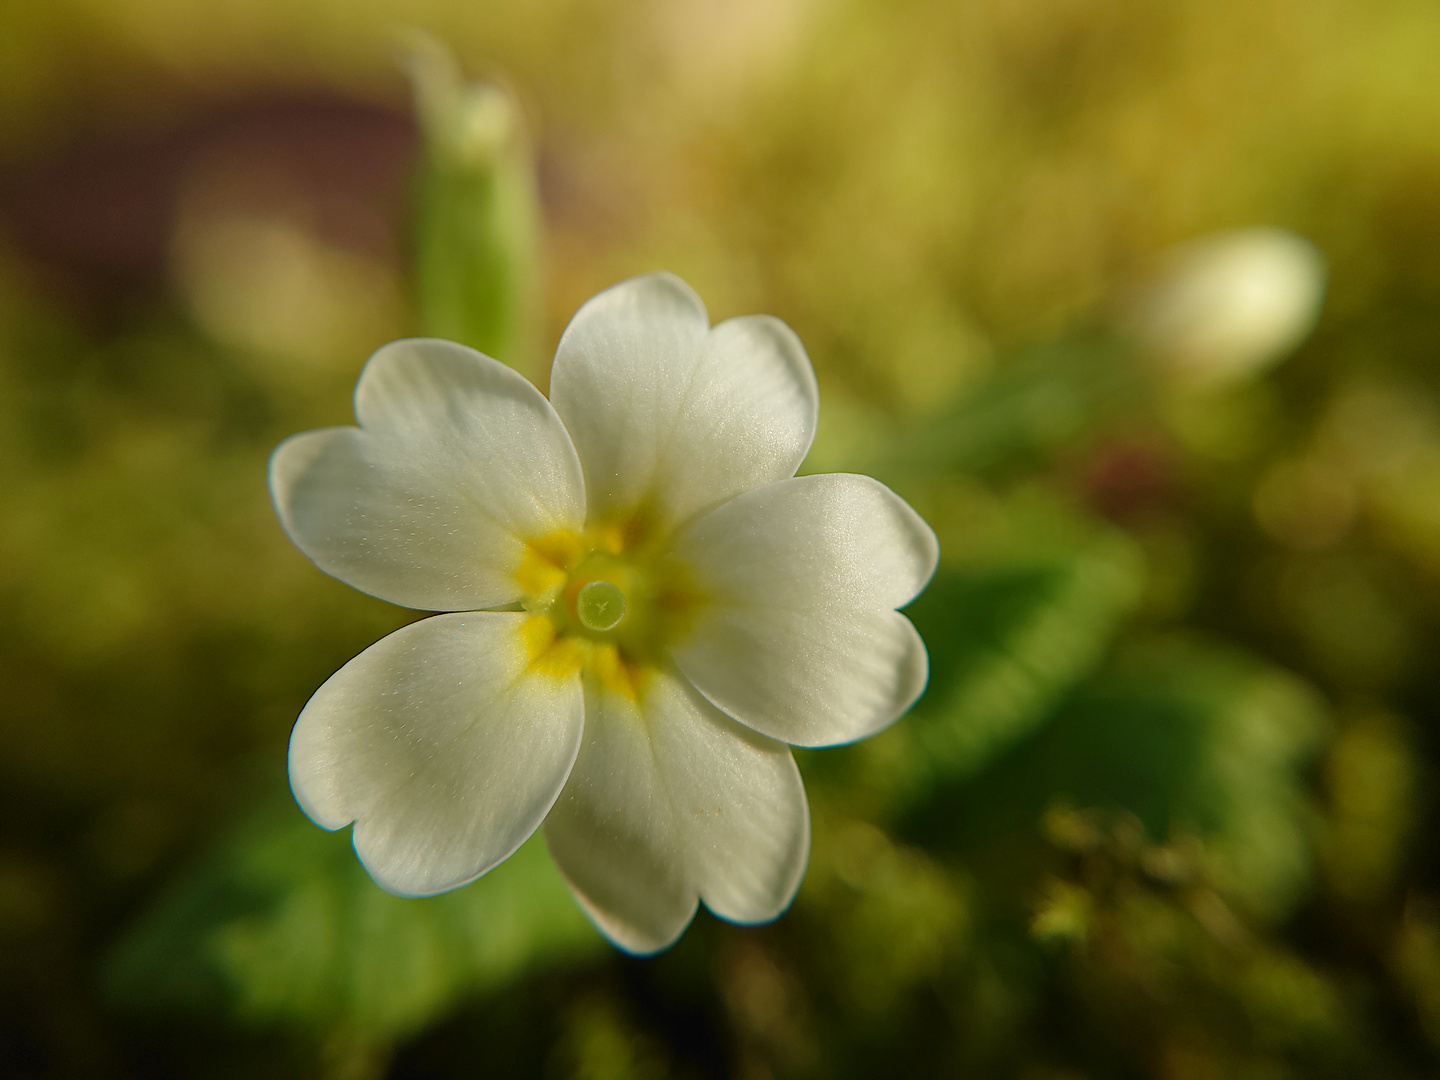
left=875, top=338, right=1144, bottom=478
left=921, top=638, right=1327, bottom=918
left=105, top=788, right=600, bottom=1037
left=407, top=36, right=541, bottom=375
left=872, top=512, right=1146, bottom=812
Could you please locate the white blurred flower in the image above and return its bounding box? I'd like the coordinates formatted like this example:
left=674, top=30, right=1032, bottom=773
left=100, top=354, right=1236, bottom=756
left=1121, top=228, right=1327, bottom=389
left=270, top=273, right=938, bottom=953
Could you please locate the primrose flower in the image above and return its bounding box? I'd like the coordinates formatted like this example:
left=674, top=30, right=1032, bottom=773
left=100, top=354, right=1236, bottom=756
left=270, top=274, right=938, bottom=953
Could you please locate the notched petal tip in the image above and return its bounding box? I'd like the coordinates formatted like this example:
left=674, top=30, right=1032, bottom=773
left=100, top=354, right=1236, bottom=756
left=550, top=274, right=820, bottom=531
left=268, top=334, right=585, bottom=612
left=544, top=672, right=813, bottom=954
left=673, top=474, right=940, bottom=747
left=285, top=612, right=585, bottom=900
left=834, top=473, right=942, bottom=608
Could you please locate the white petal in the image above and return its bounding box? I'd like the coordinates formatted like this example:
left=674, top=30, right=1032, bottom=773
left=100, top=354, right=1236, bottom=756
left=654, top=676, right=810, bottom=926
left=671, top=473, right=938, bottom=747
left=271, top=338, right=585, bottom=611
left=288, top=612, right=583, bottom=897
left=541, top=676, right=694, bottom=955
left=543, top=669, right=809, bottom=954
left=548, top=273, right=818, bottom=533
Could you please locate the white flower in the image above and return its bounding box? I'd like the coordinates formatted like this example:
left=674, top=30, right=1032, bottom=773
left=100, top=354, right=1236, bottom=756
left=1120, top=227, right=1327, bottom=389
left=270, top=273, right=938, bottom=953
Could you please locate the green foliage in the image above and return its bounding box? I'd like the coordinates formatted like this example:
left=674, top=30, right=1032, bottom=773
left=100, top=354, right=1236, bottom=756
left=876, top=340, right=1145, bottom=478
left=1022, top=810, right=1387, bottom=1078
left=105, top=788, right=601, bottom=1038
left=797, top=494, right=1145, bottom=827
left=925, top=638, right=1326, bottom=918
left=901, top=522, right=1145, bottom=793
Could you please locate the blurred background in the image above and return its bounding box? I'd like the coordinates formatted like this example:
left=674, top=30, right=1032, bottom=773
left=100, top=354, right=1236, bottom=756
left=3, top=0, right=1440, bottom=1077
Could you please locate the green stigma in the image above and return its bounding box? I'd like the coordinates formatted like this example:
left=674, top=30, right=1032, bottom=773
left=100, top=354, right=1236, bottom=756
left=576, top=579, right=626, bottom=632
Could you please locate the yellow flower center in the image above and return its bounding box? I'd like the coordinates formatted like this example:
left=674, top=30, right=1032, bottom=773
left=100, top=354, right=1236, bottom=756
left=514, top=518, right=705, bottom=699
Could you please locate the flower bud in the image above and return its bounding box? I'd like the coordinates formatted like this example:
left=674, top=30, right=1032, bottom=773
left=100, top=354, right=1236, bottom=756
left=1121, top=228, right=1326, bottom=389
left=403, top=33, right=541, bottom=375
